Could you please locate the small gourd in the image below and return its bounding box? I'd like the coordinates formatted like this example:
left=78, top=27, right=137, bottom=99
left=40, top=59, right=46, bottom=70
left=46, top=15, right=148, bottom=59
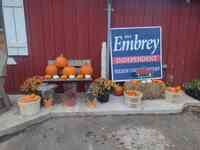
left=76, top=74, right=84, bottom=80
left=44, top=75, right=52, bottom=80
left=61, top=75, right=68, bottom=80
left=69, top=75, right=75, bottom=79
left=53, top=75, right=59, bottom=80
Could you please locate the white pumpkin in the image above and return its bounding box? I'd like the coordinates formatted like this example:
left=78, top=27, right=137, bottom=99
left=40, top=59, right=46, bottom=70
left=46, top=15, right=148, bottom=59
left=53, top=75, right=59, bottom=80
left=69, top=75, right=75, bottom=79
left=85, top=74, right=91, bottom=79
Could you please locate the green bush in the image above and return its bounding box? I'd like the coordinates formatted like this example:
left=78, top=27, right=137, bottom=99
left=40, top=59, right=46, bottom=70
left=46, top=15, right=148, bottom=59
left=184, top=79, right=200, bottom=100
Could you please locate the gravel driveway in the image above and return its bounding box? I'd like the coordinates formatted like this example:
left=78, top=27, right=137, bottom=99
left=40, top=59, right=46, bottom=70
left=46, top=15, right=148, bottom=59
left=0, top=112, right=200, bottom=150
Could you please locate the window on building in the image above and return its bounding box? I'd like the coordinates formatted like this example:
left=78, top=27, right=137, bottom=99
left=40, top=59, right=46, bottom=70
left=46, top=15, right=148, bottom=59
left=2, top=0, right=28, bottom=56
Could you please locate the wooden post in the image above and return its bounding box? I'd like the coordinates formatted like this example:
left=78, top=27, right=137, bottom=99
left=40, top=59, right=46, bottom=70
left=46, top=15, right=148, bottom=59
left=186, top=0, right=191, bottom=3
left=106, top=0, right=113, bottom=79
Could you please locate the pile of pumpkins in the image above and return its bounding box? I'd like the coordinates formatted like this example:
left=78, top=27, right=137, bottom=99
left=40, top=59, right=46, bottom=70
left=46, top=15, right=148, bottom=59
left=44, top=54, right=93, bottom=80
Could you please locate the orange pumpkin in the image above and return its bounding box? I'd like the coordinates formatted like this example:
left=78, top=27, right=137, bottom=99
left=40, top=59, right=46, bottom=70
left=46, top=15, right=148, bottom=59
left=80, top=64, right=93, bottom=75
left=45, top=64, right=58, bottom=76
left=114, top=85, right=124, bottom=96
left=55, top=54, right=68, bottom=68
left=131, top=80, right=140, bottom=85
left=153, top=79, right=164, bottom=84
left=166, top=87, right=177, bottom=93
left=126, top=90, right=137, bottom=96
left=63, top=66, right=77, bottom=76
left=175, top=86, right=181, bottom=91
left=20, top=94, right=39, bottom=103
left=167, top=86, right=181, bottom=93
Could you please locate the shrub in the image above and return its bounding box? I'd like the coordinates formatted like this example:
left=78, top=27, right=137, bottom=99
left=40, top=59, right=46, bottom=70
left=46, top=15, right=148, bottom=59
left=184, top=79, right=200, bottom=100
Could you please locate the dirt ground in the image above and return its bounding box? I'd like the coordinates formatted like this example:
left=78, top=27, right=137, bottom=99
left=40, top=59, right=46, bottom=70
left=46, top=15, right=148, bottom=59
left=0, top=111, right=200, bottom=150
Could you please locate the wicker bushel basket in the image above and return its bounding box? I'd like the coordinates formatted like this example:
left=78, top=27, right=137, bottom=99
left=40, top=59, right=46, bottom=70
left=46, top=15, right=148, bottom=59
left=17, top=97, right=41, bottom=116
left=165, top=90, right=182, bottom=102
left=124, top=91, right=143, bottom=108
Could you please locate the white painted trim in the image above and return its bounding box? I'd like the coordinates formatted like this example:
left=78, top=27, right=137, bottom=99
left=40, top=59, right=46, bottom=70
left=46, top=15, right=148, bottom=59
left=101, top=42, right=107, bottom=78
left=7, top=57, right=17, bottom=65
left=2, top=0, right=23, bottom=7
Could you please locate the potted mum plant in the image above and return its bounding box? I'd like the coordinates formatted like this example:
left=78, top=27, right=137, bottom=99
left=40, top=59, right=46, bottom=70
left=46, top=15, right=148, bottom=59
left=88, top=78, right=114, bottom=103
left=19, top=76, right=43, bottom=116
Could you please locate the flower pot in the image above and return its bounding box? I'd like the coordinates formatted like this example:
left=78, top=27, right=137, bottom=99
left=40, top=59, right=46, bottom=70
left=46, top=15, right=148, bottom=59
left=86, top=100, right=97, bottom=108
left=124, top=91, right=143, bottom=108
left=18, top=96, right=41, bottom=116
left=63, top=98, right=76, bottom=107
left=43, top=99, right=53, bottom=108
left=97, top=93, right=110, bottom=103
left=113, top=86, right=124, bottom=96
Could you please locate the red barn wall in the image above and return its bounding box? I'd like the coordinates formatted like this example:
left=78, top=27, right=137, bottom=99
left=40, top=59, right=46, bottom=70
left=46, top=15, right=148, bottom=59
left=112, top=0, right=200, bottom=84
left=6, top=0, right=107, bottom=92
left=5, top=0, right=200, bottom=92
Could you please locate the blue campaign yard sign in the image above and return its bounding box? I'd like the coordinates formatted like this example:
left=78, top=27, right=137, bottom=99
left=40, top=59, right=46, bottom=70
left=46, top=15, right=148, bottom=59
left=110, top=26, right=163, bottom=81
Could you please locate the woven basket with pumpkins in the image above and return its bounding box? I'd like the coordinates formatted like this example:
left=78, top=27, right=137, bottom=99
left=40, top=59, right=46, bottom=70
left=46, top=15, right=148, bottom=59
left=124, top=90, right=143, bottom=108
left=124, top=80, right=166, bottom=100
left=165, top=86, right=182, bottom=102
left=18, top=94, right=41, bottom=116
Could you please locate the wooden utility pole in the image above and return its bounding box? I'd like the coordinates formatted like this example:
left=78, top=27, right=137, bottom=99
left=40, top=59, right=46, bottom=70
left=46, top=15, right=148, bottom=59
left=0, top=3, right=12, bottom=113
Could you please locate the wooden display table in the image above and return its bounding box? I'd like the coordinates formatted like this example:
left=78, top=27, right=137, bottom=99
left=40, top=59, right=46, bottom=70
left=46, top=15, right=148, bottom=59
left=43, top=78, right=92, bottom=83
left=45, top=59, right=93, bottom=93
left=43, top=78, right=93, bottom=93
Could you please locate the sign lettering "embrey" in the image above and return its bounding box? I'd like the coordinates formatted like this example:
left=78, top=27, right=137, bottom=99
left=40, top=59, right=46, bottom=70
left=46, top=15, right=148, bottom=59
left=113, top=34, right=160, bottom=55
